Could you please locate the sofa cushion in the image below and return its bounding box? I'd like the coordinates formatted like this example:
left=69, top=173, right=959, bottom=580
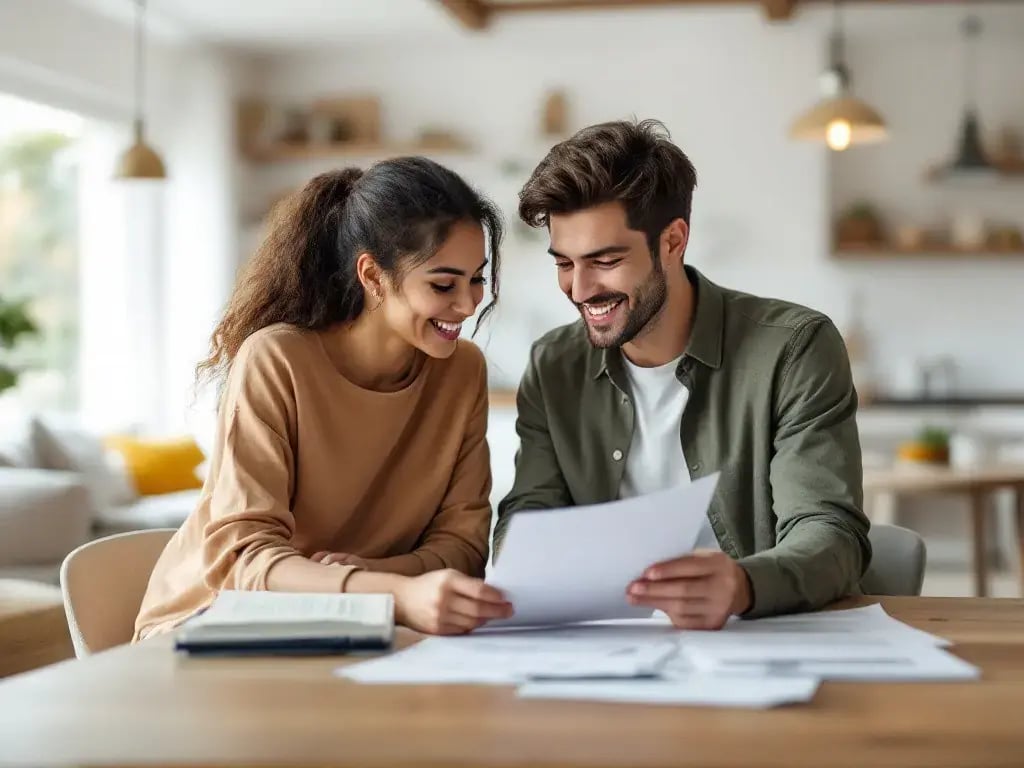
left=100, top=450, right=138, bottom=507
left=94, top=488, right=200, bottom=534
left=104, top=435, right=204, bottom=496
left=31, top=419, right=136, bottom=517
left=0, top=564, right=61, bottom=585
left=0, top=415, right=38, bottom=468
left=0, top=468, right=92, bottom=565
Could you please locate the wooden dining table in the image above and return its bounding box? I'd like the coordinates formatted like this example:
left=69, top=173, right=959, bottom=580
left=2, top=596, right=1024, bottom=768
left=863, top=463, right=1024, bottom=597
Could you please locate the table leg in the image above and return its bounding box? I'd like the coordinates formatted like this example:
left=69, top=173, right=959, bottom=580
left=970, top=490, right=988, bottom=598
left=1016, top=484, right=1024, bottom=599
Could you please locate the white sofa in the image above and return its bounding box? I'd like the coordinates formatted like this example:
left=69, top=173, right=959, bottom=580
left=0, top=415, right=199, bottom=584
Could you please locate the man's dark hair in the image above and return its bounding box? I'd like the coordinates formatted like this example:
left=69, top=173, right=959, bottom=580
left=518, top=119, right=697, bottom=251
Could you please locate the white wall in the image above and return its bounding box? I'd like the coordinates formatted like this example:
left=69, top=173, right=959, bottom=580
left=244, top=4, right=1024, bottom=395
left=0, top=0, right=240, bottom=438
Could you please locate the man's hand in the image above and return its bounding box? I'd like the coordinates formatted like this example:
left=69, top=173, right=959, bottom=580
left=627, top=550, right=752, bottom=630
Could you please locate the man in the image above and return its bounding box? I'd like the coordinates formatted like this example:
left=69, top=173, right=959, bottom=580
left=494, top=119, right=870, bottom=629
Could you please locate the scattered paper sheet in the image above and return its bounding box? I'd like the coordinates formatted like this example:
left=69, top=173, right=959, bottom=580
left=487, top=473, right=720, bottom=628
left=679, top=605, right=978, bottom=682
left=336, top=628, right=678, bottom=685
left=517, top=675, right=820, bottom=708
left=724, top=604, right=951, bottom=647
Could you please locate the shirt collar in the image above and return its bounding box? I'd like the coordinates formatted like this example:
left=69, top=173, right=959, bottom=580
left=589, top=265, right=724, bottom=381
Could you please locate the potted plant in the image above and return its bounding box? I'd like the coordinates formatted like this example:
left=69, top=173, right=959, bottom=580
left=897, top=426, right=951, bottom=465
left=0, top=296, right=39, bottom=395
left=836, top=201, right=885, bottom=248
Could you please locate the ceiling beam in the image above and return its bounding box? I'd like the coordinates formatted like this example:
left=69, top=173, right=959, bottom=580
left=495, top=0, right=736, bottom=11
left=492, top=0, right=803, bottom=18
left=435, top=0, right=492, bottom=30
left=488, top=0, right=1023, bottom=22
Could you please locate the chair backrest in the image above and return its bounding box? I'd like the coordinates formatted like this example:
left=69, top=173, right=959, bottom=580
left=860, top=523, right=927, bottom=597
left=60, top=528, right=175, bottom=657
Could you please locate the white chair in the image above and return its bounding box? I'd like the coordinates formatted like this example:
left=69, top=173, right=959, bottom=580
left=59, top=528, right=176, bottom=657
left=860, top=523, right=927, bottom=596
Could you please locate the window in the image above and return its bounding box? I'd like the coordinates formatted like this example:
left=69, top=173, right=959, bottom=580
left=0, top=93, right=83, bottom=412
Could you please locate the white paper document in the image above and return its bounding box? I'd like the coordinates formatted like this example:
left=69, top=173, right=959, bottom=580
left=726, top=604, right=951, bottom=647
left=517, top=675, right=820, bottom=708
left=336, top=625, right=680, bottom=685
left=187, top=590, right=393, bottom=626
left=679, top=605, right=978, bottom=682
left=487, top=473, right=720, bottom=628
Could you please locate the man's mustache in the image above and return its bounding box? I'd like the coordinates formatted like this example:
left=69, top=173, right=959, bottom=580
left=574, top=292, right=628, bottom=309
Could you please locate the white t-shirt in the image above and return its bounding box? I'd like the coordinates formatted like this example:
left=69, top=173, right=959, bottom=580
left=619, top=354, right=720, bottom=551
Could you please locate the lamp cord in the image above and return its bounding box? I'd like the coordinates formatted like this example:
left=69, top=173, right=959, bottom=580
left=830, top=0, right=844, bottom=67
left=962, top=14, right=981, bottom=112
left=134, top=0, right=145, bottom=135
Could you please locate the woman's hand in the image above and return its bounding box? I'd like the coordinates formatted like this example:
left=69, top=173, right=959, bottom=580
left=312, top=551, right=371, bottom=569
left=393, top=569, right=513, bottom=635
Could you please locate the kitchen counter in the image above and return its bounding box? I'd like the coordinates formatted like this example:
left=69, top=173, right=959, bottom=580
left=491, top=390, right=1024, bottom=411
left=864, top=395, right=1024, bottom=408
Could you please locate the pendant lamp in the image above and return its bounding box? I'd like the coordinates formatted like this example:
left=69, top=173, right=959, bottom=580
left=931, top=15, right=997, bottom=181
left=790, top=0, right=887, bottom=152
left=114, top=0, right=166, bottom=180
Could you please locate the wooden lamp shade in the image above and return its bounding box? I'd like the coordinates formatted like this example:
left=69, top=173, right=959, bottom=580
left=789, top=95, right=888, bottom=145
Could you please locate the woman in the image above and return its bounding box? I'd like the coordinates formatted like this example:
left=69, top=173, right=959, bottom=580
left=134, top=157, right=513, bottom=640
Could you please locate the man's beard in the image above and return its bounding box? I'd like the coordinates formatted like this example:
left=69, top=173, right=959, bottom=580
left=580, top=260, right=668, bottom=349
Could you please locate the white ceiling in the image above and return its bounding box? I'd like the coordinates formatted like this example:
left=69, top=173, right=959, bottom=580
left=66, top=0, right=1024, bottom=51
left=67, top=0, right=459, bottom=48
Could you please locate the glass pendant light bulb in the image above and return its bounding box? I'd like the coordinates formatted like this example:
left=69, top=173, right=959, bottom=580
left=826, top=119, right=852, bottom=151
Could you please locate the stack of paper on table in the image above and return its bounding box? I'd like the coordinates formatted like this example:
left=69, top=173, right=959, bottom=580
left=336, top=619, right=821, bottom=708
left=337, top=605, right=978, bottom=708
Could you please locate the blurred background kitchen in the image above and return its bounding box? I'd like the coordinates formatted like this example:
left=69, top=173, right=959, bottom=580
left=1, top=0, right=1023, bottom=598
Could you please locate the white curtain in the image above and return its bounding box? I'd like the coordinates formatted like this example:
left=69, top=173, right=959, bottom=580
left=78, top=122, right=167, bottom=436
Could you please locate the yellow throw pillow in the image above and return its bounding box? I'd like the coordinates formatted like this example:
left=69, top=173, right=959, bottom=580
left=104, top=435, right=205, bottom=496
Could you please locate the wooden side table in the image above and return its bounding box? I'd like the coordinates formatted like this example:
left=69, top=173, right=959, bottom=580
left=0, top=579, right=75, bottom=678
left=863, top=464, right=1024, bottom=597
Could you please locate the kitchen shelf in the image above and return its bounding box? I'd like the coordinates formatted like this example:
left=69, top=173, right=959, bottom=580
left=244, top=141, right=474, bottom=163
left=832, top=243, right=1024, bottom=260
left=924, top=157, right=1024, bottom=183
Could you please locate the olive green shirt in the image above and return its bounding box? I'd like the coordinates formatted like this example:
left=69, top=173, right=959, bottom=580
left=494, top=266, right=871, bottom=618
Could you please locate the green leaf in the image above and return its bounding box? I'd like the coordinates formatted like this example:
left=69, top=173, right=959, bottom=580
left=0, top=364, right=17, bottom=394
left=916, top=425, right=951, bottom=449
left=0, top=295, right=40, bottom=348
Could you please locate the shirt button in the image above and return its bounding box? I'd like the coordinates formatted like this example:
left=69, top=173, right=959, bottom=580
left=690, top=462, right=701, bottom=472
left=612, top=449, right=624, bottom=461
